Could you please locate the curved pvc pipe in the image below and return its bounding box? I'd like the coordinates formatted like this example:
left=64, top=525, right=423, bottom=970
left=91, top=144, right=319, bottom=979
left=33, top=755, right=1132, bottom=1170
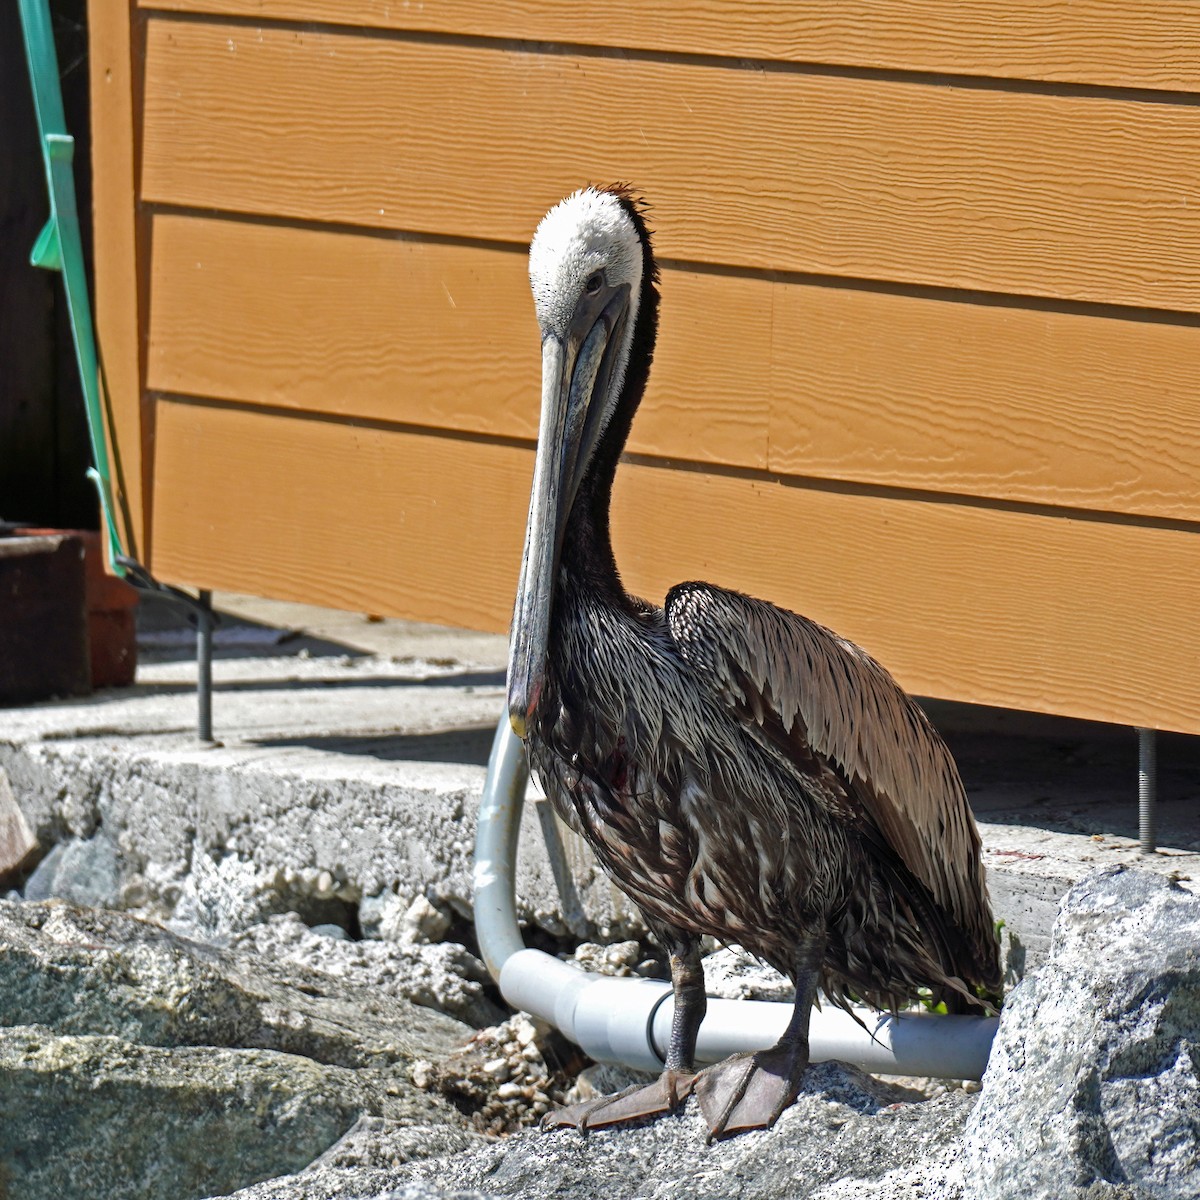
left=473, top=715, right=998, bottom=1079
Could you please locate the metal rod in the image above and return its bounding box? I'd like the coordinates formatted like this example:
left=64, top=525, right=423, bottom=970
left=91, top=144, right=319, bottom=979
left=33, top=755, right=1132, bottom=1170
left=197, top=589, right=214, bottom=743
left=534, top=796, right=590, bottom=938
left=1138, top=727, right=1157, bottom=855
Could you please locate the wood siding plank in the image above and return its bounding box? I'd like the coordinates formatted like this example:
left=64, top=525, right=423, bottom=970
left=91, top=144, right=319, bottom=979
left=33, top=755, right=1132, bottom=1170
left=615, top=467, right=1200, bottom=739
left=151, top=399, right=530, bottom=632
left=150, top=397, right=1200, bottom=735
left=148, top=214, right=1200, bottom=522
left=765, top=287, right=1200, bottom=523
left=145, top=213, right=770, bottom=468
left=140, top=20, right=1200, bottom=312
left=140, top=0, right=1200, bottom=94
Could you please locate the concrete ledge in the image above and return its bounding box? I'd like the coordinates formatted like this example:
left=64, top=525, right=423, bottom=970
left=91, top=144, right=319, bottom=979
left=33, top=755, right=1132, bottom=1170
left=0, top=629, right=640, bottom=939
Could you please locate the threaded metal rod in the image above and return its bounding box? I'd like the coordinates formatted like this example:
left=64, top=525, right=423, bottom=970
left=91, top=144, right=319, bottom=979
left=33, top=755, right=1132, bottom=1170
left=197, top=589, right=214, bottom=743
left=533, top=796, right=590, bottom=939
left=1138, top=727, right=1157, bottom=855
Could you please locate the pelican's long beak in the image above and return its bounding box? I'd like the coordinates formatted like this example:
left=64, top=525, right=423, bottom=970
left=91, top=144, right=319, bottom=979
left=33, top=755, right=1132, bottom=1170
left=507, top=285, right=629, bottom=737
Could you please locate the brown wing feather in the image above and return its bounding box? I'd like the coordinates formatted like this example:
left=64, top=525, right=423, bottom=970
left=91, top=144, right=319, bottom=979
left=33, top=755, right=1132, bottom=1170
left=665, top=581, right=998, bottom=986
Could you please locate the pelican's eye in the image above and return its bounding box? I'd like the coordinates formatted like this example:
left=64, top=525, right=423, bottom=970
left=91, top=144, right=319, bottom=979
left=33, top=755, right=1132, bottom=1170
left=584, top=272, right=604, bottom=297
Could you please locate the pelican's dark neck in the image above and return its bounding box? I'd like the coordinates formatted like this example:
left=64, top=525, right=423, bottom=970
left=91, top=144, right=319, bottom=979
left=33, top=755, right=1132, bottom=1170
left=561, top=245, right=659, bottom=605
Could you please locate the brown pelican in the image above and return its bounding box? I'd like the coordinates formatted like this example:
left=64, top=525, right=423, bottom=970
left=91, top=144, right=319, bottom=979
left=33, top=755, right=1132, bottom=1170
left=508, top=186, right=1001, bottom=1139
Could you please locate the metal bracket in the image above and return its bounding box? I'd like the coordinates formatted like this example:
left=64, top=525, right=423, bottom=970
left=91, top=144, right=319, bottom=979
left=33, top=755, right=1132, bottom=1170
left=116, top=561, right=219, bottom=743
left=19, top=0, right=122, bottom=570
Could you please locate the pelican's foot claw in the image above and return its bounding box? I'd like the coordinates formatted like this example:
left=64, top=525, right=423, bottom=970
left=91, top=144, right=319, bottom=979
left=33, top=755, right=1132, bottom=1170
left=694, top=1045, right=809, bottom=1140
left=542, top=1070, right=696, bottom=1133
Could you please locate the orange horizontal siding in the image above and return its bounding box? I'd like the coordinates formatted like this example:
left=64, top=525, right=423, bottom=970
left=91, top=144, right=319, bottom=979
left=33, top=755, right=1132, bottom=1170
left=140, top=19, right=1200, bottom=311
left=145, top=213, right=771, bottom=470
left=85, top=2, right=1200, bottom=735
left=151, top=397, right=1200, bottom=734
left=141, top=0, right=1200, bottom=93
left=149, top=214, right=1200, bottom=522
left=765, top=286, right=1200, bottom=523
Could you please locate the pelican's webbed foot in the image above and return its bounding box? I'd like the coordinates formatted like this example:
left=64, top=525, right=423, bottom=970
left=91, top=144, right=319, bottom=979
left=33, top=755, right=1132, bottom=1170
left=693, top=1042, right=810, bottom=1139
left=542, top=1069, right=696, bottom=1132
left=695, top=937, right=823, bottom=1139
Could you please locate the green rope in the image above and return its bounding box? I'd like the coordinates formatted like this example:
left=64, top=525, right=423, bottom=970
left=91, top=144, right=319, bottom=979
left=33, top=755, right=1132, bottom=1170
left=19, top=0, right=126, bottom=575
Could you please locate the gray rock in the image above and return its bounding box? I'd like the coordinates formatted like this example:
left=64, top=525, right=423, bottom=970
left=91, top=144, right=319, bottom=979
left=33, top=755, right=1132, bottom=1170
left=373, top=1191, right=500, bottom=1200
left=562, top=1060, right=656, bottom=1105
left=409, top=1063, right=974, bottom=1199
left=0, top=1026, right=424, bottom=1200
left=0, top=900, right=472, bottom=1068
left=166, top=851, right=295, bottom=941
left=306, top=1117, right=487, bottom=1170
left=232, top=912, right=504, bottom=1028
left=221, top=1172, right=501, bottom=1200
left=22, top=830, right=123, bottom=907
left=19, top=839, right=67, bottom=900
left=0, top=899, right=478, bottom=1200
left=701, top=945, right=796, bottom=1002
left=964, top=867, right=1200, bottom=1199
left=216, top=1063, right=972, bottom=1199
left=360, top=889, right=402, bottom=939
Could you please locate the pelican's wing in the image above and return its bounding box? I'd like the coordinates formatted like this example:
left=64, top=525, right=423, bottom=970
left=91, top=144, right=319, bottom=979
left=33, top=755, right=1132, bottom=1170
left=665, top=581, right=997, bottom=982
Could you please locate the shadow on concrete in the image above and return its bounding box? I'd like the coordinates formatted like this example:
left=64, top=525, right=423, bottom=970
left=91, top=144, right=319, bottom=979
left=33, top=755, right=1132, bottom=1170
left=250, top=726, right=497, bottom=767
left=922, top=701, right=1200, bottom=851
left=128, top=585, right=1200, bottom=852
left=218, top=670, right=506, bottom=693
left=114, top=671, right=506, bottom=698
left=136, top=594, right=367, bottom=664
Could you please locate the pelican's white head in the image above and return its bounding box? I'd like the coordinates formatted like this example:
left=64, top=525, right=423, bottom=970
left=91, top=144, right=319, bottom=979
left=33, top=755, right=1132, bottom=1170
left=529, top=186, right=645, bottom=341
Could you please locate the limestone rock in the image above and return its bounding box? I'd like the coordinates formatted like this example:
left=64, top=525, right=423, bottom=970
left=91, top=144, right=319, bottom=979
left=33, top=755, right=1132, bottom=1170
left=0, top=735, right=646, bottom=947
left=398, top=895, right=453, bottom=944
left=225, top=1063, right=973, bottom=1200
left=232, top=912, right=503, bottom=1028
left=964, top=867, right=1200, bottom=1199
left=701, top=945, right=796, bottom=1002
left=0, top=900, right=471, bottom=1068
left=0, top=1026, right=424, bottom=1200
left=410, top=1012, right=582, bottom=1135
left=566, top=939, right=649, bottom=977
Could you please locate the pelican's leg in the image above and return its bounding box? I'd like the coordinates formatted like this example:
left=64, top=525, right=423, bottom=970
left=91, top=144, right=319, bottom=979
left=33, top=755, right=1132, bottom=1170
left=543, top=933, right=704, bottom=1131
left=694, top=936, right=825, bottom=1139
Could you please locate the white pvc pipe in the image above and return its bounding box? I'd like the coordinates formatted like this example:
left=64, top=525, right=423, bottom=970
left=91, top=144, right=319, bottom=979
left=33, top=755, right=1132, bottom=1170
left=473, top=715, right=998, bottom=1079
left=473, top=719, right=529, bottom=979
